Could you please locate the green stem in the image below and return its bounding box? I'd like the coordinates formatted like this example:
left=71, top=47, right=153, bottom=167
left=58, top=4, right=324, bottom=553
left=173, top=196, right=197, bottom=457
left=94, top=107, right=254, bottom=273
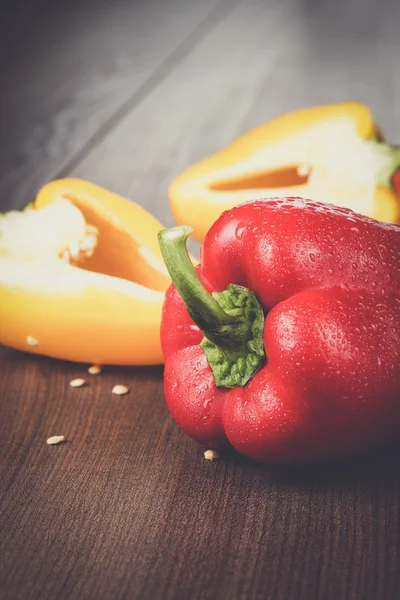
left=158, top=225, right=266, bottom=388
left=370, top=140, right=400, bottom=189
left=158, top=226, right=231, bottom=334
left=158, top=226, right=248, bottom=352
left=385, top=144, right=400, bottom=188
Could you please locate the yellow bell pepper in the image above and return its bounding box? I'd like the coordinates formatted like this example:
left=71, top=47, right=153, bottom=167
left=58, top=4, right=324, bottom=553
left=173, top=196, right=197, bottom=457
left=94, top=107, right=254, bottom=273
left=0, top=179, right=173, bottom=365
left=169, top=102, right=400, bottom=241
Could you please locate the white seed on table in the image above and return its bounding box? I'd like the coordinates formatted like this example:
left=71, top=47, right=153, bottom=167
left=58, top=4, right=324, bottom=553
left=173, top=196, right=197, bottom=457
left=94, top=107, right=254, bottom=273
left=26, top=335, right=39, bottom=347
left=69, top=378, right=86, bottom=388
left=88, top=364, right=102, bottom=375
left=112, top=385, right=129, bottom=396
left=46, top=435, right=65, bottom=445
left=204, top=449, right=220, bottom=461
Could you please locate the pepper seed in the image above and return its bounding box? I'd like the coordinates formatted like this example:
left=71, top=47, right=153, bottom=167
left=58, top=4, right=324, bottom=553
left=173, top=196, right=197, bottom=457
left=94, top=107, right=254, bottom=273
left=204, top=449, right=220, bottom=461
left=112, top=385, right=129, bottom=396
left=88, top=364, right=102, bottom=375
left=68, top=242, right=80, bottom=260
left=297, top=164, right=310, bottom=177
left=26, top=335, right=39, bottom=346
left=69, top=378, right=86, bottom=388
left=46, top=435, right=65, bottom=445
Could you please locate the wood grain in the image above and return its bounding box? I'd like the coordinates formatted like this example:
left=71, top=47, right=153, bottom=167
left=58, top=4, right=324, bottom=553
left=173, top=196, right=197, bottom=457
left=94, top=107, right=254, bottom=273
left=2, top=344, right=400, bottom=600
left=2, top=0, right=400, bottom=599
left=0, top=0, right=235, bottom=211
left=70, top=0, right=400, bottom=230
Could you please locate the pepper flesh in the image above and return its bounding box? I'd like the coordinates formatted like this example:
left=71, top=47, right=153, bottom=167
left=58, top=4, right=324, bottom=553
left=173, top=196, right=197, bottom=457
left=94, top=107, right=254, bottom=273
left=169, top=102, right=400, bottom=241
left=0, top=178, right=172, bottom=365
left=160, top=198, right=400, bottom=462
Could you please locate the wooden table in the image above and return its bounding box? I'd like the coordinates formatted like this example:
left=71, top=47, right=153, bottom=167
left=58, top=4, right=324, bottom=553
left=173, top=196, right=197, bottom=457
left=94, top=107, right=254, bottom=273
left=1, top=0, right=400, bottom=598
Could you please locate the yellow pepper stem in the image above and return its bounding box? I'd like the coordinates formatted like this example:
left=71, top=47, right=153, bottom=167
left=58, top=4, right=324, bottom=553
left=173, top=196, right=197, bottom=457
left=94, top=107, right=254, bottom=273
left=369, top=140, right=400, bottom=189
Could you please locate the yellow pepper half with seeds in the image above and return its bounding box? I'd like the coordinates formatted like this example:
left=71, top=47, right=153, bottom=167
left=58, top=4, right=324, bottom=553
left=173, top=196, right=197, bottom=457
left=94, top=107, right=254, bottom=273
left=0, top=179, right=175, bottom=365
left=169, top=102, right=400, bottom=241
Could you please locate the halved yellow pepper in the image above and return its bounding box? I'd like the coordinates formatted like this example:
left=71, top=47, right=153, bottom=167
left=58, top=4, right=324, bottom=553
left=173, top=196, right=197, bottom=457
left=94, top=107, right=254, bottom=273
left=0, top=179, right=174, bottom=365
left=169, top=102, right=400, bottom=241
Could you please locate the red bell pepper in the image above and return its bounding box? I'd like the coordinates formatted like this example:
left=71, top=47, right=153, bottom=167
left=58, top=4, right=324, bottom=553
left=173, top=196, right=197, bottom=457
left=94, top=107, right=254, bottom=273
left=158, top=197, right=400, bottom=463
left=393, top=169, right=400, bottom=201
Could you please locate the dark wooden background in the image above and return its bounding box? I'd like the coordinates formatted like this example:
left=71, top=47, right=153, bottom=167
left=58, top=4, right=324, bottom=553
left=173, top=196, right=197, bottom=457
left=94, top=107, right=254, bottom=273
left=1, top=0, right=400, bottom=598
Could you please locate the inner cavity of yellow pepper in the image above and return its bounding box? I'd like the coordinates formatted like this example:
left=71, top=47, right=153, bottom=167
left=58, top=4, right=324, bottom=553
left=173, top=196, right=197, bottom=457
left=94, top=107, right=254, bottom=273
left=0, top=179, right=174, bottom=365
left=59, top=193, right=170, bottom=292
left=35, top=179, right=171, bottom=293
left=207, top=116, right=392, bottom=216
left=210, top=164, right=309, bottom=191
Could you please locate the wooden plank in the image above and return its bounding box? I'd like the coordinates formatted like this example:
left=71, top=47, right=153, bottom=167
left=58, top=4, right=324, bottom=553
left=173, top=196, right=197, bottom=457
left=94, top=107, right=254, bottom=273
left=69, top=0, right=292, bottom=225
left=0, top=0, right=235, bottom=211
left=2, top=344, right=400, bottom=600
left=69, top=0, right=400, bottom=231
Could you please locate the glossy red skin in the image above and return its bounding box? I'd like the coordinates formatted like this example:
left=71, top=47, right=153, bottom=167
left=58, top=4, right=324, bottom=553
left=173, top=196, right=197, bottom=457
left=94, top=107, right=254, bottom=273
left=161, top=198, right=400, bottom=463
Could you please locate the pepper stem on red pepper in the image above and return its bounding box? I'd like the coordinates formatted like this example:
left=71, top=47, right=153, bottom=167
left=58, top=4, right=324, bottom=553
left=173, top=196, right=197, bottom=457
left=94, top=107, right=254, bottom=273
left=158, top=225, right=265, bottom=388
